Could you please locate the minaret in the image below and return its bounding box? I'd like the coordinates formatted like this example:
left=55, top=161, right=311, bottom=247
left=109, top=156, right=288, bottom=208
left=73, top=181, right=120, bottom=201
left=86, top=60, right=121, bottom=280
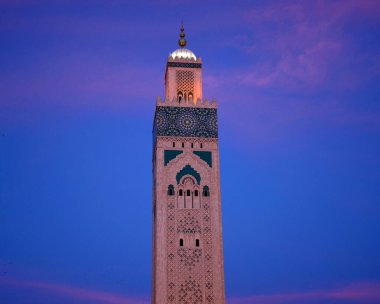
left=152, top=25, right=226, bottom=304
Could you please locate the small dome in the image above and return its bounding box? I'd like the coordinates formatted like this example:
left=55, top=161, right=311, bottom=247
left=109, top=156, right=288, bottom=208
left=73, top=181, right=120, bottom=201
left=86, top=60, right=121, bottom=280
left=170, top=48, right=197, bottom=61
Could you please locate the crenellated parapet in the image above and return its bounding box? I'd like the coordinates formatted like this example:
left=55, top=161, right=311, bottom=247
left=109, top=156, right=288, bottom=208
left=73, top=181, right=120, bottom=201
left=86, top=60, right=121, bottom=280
left=167, top=55, right=202, bottom=65
left=156, top=96, right=217, bottom=109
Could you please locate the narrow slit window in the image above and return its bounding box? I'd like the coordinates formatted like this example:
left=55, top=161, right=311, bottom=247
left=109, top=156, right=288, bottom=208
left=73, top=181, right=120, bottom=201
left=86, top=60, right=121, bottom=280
left=173, top=142, right=175, bottom=147
left=200, top=143, right=203, bottom=148
left=186, top=189, right=191, bottom=196
left=194, top=190, right=198, bottom=197
left=180, top=239, right=184, bottom=247
left=182, top=142, right=185, bottom=148
left=196, top=239, right=200, bottom=247
left=179, top=189, right=183, bottom=196
left=191, top=143, right=194, bottom=148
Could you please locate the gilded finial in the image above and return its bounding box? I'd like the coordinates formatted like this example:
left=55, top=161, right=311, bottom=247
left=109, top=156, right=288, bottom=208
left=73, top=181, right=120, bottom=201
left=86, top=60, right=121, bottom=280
left=178, top=22, right=187, bottom=48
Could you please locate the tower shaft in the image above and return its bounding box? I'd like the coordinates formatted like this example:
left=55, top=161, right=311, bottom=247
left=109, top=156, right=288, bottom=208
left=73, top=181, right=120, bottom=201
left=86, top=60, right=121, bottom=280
left=152, top=28, right=225, bottom=304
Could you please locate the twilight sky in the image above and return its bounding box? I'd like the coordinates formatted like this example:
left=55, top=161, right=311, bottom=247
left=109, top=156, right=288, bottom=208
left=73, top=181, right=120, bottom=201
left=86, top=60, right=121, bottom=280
left=1, top=0, right=380, bottom=303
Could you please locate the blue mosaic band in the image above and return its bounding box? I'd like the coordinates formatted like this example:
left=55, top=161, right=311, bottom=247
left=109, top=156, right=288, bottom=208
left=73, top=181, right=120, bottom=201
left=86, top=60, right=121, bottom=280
left=154, top=106, right=218, bottom=138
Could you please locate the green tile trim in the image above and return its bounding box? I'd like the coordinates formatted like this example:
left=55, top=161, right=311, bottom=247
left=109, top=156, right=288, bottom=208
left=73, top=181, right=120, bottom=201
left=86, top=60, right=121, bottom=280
left=176, top=165, right=201, bottom=185
left=193, top=151, right=212, bottom=167
left=164, top=150, right=183, bottom=166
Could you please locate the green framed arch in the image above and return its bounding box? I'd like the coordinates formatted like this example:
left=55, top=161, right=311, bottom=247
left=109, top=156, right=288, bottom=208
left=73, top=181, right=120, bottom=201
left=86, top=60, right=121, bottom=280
left=176, top=165, right=201, bottom=185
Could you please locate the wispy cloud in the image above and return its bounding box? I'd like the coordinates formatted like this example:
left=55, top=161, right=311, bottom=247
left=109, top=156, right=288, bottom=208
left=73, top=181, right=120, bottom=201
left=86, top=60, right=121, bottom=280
left=4, top=277, right=379, bottom=304
left=201, top=0, right=380, bottom=140
left=0, top=277, right=149, bottom=304
left=226, top=0, right=380, bottom=90
left=0, top=55, right=160, bottom=100
left=229, top=281, right=380, bottom=304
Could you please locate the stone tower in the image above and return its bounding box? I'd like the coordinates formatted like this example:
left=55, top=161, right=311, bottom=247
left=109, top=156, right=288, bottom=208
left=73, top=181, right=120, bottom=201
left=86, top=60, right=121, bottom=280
left=152, top=25, right=226, bottom=304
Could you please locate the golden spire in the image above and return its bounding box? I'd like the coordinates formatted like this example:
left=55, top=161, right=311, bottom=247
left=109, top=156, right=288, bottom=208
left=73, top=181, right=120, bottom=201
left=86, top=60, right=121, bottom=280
left=178, top=22, right=187, bottom=48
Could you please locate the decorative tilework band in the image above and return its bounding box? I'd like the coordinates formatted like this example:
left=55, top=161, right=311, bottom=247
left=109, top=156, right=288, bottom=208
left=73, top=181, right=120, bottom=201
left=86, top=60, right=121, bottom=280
left=154, top=106, right=218, bottom=138
left=167, top=62, right=202, bottom=68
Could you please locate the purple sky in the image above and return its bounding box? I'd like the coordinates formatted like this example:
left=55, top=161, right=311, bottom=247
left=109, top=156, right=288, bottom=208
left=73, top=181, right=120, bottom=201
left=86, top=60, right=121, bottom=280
left=1, top=0, right=380, bottom=303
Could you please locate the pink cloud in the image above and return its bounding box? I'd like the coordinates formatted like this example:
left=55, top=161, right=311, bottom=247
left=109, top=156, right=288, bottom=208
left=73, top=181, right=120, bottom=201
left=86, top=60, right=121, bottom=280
left=0, top=277, right=149, bottom=304
left=229, top=281, right=380, bottom=304
left=0, top=53, right=161, bottom=109
left=200, top=0, right=380, bottom=143
left=3, top=276, right=379, bottom=304
left=229, top=0, right=380, bottom=90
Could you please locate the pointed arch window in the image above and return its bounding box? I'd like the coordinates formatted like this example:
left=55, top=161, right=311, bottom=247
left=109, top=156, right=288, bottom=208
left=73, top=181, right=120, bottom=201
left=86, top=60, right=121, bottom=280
left=202, top=185, right=210, bottom=197
left=177, top=91, right=183, bottom=102
left=167, top=184, right=175, bottom=196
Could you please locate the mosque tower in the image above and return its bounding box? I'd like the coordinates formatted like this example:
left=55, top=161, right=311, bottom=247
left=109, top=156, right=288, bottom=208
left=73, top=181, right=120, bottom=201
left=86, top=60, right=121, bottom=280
left=152, top=25, right=226, bottom=304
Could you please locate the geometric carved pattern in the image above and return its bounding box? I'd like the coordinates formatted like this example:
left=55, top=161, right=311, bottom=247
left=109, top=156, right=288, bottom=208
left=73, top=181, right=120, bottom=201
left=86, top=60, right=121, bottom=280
left=154, top=106, right=218, bottom=138
left=166, top=202, right=209, bottom=303
left=167, top=196, right=177, bottom=303
left=178, top=248, right=202, bottom=271
left=177, top=214, right=202, bottom=234
left=166, top=177, right=215, bottom=303
left=178, top=277, right=203, bottom=304
left=202, top=199, right=214, bottom=303
left=176, top=70, right=194, bottom=98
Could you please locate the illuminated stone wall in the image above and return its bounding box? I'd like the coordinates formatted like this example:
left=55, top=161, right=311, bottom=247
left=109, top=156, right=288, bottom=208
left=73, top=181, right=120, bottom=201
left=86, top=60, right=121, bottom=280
left=152, top=50, right=225, bottom=304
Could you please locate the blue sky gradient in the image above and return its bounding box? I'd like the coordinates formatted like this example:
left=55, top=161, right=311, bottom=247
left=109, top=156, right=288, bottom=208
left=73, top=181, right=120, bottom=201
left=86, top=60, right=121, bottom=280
left=1, top=1, right=380, bottom=303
